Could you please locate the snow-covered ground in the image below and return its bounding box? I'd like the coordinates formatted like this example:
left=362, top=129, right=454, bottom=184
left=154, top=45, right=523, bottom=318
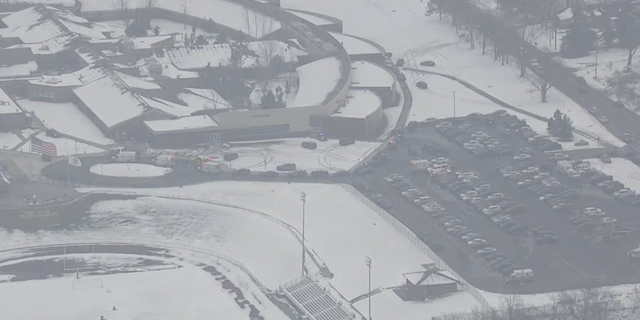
left=102, top=19, right=216, bottom=44
left=41, top=181, right=483, bottom=319
left=0, top=266, right=251, bottom=320
left=224, top=138, right=380, bottom=172
left=0, top=132, right=22, bottom=150
left=16, top=99, right=114, bottom=146
left=586, top=158, right=640, bottom=194
left=281, top=0, right=624, bottom=150
left=16, top=134, right=105, bottom=155
left=89, top=163, right=174, bottom=178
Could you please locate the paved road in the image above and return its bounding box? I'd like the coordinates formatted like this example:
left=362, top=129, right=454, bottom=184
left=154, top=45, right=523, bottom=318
left=441, top=0, right=640, bottom=150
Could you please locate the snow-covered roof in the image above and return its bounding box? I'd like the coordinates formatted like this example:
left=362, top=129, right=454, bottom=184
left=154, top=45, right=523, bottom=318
left=557, top=7, right=573, bottom=21
left=178, top=88, right=232, bottom=110
left=144, top=115, right=219, bottom=133
left=139, top=96, right=193, bottom=117
left=6, top=34, right=77, bottom=55
left=329, top=32, right=382, bottom=55
left=0, top=61, right=37, bottom=78
left=286, top=10, right=334, bottom=26
left=0, top=5, right=109, bottom=43
left=350, top=61, right=395, bottom=88
left=0, top=88, right=22, bottom=115
left=29, top=66, right=109, bottom=87
left=330, top=89, right=381, bottom=119
left=403, top=271, right=458, bottom=286
left=73, top=74, right=148, bottom=128
left=131, top=35, right=173, bottom=49
left=114, top=71, right=161, bottom=90
left=137, top=61, right=199, bottom=80
left=166, top=40, right=307, bottom=70
left=291, top=57, right=343, bottom=108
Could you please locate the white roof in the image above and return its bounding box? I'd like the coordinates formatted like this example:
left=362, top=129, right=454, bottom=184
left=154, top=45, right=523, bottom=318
left=0, top=5, right=108, bottom=43
left=557, top=7, right=573, bottom=21
left=0, top=88, right=21, bottom=115
left=350, top=61, right=395, bottom=88
left=29, top=67, right=111, bottom=87
left=73, top=75, right=147, bottom=128
left=291, top=57, right=343, bottom=108
left=144, top=115, right=218, bottom=133
left=286, top=10, right=334, bottom=26
left=131, top=35, right=172, bottom=49
left=167, top=40, right=306, bottom=70
left=0, top=61, right=37, bottom=78
left=404, top=272, right=457, bottom=286
left=114, top=72, right=161, bottom=90
left=330, top=89, right=381, bottom=119
left=139, top=96, right=196, bottom=117
left=6, top=34, right=77, bottom=55
left=178, top=88, right=231, bottom=110
left=329, top=32, right=382, bottom=55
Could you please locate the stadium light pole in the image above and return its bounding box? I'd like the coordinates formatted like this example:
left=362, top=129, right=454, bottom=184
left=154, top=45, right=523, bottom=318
left=300, top=192, right=307, bottom=277
left=366, top=256, right=372, bottom=320
left=452, top=91, right=457, bottom=118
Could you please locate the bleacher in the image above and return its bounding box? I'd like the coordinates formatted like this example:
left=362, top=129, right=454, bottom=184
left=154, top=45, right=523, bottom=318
left=284, top=277, right=353, bottom=320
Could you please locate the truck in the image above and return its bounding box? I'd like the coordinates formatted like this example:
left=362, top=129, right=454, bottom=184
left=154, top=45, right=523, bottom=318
left=506, top=269, right=533, bottom=284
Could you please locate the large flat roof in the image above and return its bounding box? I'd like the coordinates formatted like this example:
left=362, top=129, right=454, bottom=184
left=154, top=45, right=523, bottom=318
left=350, top=61, right=395, bottom=88
left=330, top=89, right=381, bottom=119
left=144, top=115, right=218, bottom=133
left=329, top=32, right=382, bottom=56
left=291, top=57, right=343, bottom=108
left=286, top=10, right=334, bottom=26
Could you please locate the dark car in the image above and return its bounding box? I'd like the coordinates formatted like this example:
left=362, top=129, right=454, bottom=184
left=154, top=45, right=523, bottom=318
left=232, top=168, right=251, bottom=177
left=416, top=81, right=428, bottom=89
left=45, top=129, right=61, bottom=138
left=339, top=138, right=355, bottom=146
left=223, top=152, right=239, bottom=161
left=600, top=154, right=612, bottom=163
left=420, top=60, right=436, bottom=67
left=311, top=170, right=330, bottom=178
left=301, top=141, right=318, bottom=150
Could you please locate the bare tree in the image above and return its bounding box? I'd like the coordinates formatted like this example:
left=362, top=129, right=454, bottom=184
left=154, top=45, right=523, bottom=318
left=141, top=0, right=157, bottom=8
left=243, top=8, right=275, bottom=39
left=465, top=24, right=475, bottom=49
left=631, top=284, right=640, bottom=314
left=525, top=71, right=552, bottom=102
left=112, top=0, right=130, bottom=25
left=500, top=294, right=524, bottom=320
left=181, top=0, right=188, bottom=30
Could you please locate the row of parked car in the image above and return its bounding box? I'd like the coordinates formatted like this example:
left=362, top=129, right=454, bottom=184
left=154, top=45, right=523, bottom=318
left=383, top=173, right=522, bottom=277
left=435, top=119, right=512, bottom=158
left=498, top=112, right=563, bottom=152
left=589, top=171, right=640, bottom=206
left=498, top=163, right=578, bottom=213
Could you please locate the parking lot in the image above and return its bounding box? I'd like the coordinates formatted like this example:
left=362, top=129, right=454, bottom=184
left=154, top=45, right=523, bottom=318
left=353, top=112, right=640, bottom=294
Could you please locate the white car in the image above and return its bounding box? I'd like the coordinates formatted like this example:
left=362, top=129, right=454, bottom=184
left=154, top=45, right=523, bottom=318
left=513, top=154, right=531, bottom=161
left=457, top=171, right=475, bottom=178
left=487, top=193, right=504, bottom=200
left=614, top=189, right=635, bottom=198
left=413, top=196, right=431, bottom=204
left=460, top=191, right=478, bottom=201
left=517, top=179, right=533, bottom=186
left=539, top=194, right=555, bottom=201
left=435, top=121, right=452, bottom=128
left=401, top=189, right=420, bottom=197
left=422, top=205, right=445, bottom=213
left=549, top=153, right=569, bottom=160
left=432, top=157, right=449, bottom=164
left=467, top=238, right=487, bottom=246
left=491, top=215, right=510, bottom=223
left=598, top=116, right=608, bottom=123
left=601, top=217, right=617, bottom=224
left=443, top=219, right=462, bottom=227
left=384, top=174, right=404, bottom=182
left=584, top=207, right=605, bottom=216
left=482, top=206, right=501, bottom=215
left=470, top=197, right=484, bottom=204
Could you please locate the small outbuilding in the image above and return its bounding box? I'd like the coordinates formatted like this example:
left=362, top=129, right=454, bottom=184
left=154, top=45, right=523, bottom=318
left=396, top=266, right=460, bottom=301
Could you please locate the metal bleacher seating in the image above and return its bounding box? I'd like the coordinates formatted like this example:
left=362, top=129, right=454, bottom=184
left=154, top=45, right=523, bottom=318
left=284, top=277, right=353, bottom=320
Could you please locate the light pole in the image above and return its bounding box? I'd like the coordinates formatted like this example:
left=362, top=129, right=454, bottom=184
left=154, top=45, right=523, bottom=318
left=594, top=49, right=599, bottom=79
left=452, top=91, right=457, bottom=118
left=300, top=192, right=307, bottom=277
left=366, top=256, right=372, bottom=320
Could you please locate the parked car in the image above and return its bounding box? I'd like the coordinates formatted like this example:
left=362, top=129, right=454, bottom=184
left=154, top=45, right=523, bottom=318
left=276, top=163, right=297, bottom=171
left=301, top=141, right=318, bottom=150
left=339, top=138, right=355, bottom=146
left=223, top=152, right=239, bottom=161
left=420, top=60, right=436, bottom=67
left=416, top=81, right=428, bottom=89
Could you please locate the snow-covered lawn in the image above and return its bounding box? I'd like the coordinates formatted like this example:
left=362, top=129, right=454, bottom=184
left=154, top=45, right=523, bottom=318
left=586, top=158, right=640, bottom=194
left=16, top=100, right=114, bottom=146
left=89, top=163, right=173, bottom=178
left=16, top=134, right=105, bottom=155
left=281, top=0, right=624, bottom=150
left=53, top=181, right=482, bottom=319
left=224, top=138, right=381, bottom=172
left=0, top=266, right=250, bottom=320
left=0, top=132, right=21, bottom=150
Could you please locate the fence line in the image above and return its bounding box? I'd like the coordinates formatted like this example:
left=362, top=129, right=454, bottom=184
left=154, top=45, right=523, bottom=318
left=338, top=184, right=492, bottom=310
left=81, top=190, right=330, bottom=275
left=0, top=237, right=267, bottom=293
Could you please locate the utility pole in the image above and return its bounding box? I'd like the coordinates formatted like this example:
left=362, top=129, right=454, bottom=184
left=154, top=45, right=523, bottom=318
left=594, top=49, right=599, bottom=79
left=300, top=192, right=307, bottom=277
left=366, top=256, right=372, bottom=320
left=452, top=91, right=457, bottom=118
